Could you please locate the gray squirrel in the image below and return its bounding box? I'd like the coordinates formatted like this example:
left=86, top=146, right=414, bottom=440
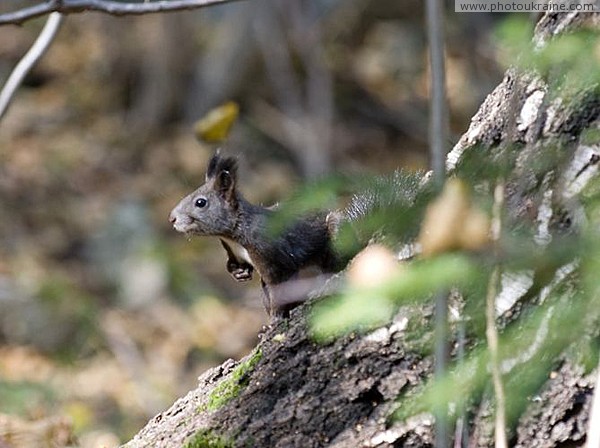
left=169, top=152, right=423, bottom=316
left=169, top=152, right=343, bottom=316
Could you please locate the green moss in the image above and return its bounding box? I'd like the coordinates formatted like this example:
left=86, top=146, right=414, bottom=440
left=402, top=310, right=434, bottom=356
left=184, top=429, right=233, bottom=448
left=202, top=348, right=262, bottom=412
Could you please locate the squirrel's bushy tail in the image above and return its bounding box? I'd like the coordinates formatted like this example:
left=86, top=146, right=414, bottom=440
left=344, top=169, right=424, bottom=221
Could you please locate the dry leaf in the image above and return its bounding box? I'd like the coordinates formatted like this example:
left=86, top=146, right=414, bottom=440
left=194, top=101, right=240, bottom=143
left=419, top=178, right=489, bottom=256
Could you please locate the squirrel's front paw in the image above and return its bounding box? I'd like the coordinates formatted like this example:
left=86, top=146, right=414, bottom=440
left=227, top=261, right=253, bottom=282
left=231, top=267, right=253, bottom=281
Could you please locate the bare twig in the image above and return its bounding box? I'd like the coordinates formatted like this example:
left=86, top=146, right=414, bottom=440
left=0, top=12, right=63, bottom=121
left=487, top=180, right=508, bottom=448
left=587, top=356, right=600, bottom=448
left=0, top=0, right=245, bottom=26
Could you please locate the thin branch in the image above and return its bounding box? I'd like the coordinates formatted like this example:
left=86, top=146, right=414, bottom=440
left=487, top=180, right=508, bottom=448
left=453, top=315, right=469, bottom=448
left=426, top=0, right=448, bottom=188
left=0, top=0, right=245, bottom=26
left=0, top=12, right=63, bottom=121
left=426, top=0, right=449, bottom=446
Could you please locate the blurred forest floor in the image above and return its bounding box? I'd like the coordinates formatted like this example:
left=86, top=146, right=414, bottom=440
left=0, top=1, right=506, bottom=445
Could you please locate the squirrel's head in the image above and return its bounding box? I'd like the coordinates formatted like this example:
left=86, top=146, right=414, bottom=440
left=169, top=152, right=240, bottom=237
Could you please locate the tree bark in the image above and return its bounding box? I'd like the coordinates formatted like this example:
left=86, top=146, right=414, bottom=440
left=123, top=12, right=600, bottom=448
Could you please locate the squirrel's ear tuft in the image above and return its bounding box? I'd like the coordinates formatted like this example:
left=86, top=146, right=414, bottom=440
left=206, top=152, right=238, bottom=201
left=205, top=152, right=238, bottom=181
left=206, top=151, right=221, bottom=181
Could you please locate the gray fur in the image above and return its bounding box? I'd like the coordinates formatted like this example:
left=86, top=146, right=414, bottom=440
left=169, top=152, right=341, bottom=316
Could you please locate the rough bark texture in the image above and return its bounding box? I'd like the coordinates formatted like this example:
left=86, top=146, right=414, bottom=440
left=124, top=12, right=600, bottom=448
left=124, top=306, right=436, bottom=448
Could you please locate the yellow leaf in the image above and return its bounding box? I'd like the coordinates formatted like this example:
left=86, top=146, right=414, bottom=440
left=194, top=101, right=239, bottom=143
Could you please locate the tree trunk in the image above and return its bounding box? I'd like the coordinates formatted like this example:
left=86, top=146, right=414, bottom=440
left=123, top=12, right=600, bottom=448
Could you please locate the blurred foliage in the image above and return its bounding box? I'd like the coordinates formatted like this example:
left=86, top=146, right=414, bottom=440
left=309, top=168, right=600, bottom=433
left=308, top=16, right=600, bottom=438
left=496, top=16, right=600, bottom=96
left=311, top=254, right=480, bottom=341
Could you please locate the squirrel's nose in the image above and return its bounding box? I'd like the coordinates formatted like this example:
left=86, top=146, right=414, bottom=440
left=169, top=213, right=177, bottom=224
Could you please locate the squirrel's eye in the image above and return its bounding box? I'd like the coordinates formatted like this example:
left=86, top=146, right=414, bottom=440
left=194, top=198, right=207, bottom=208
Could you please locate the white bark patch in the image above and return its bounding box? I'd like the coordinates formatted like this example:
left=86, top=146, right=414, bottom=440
left=501, top=305, right=553, bottom=374
left=495, top=270, right=534, bottom=316
left=500, top=260, right=577, bottom=372
left=397, top=243, right=420, bottom=261
left=540, top=261, right=578, bottom=303
left=550, top=11, right=580, bottom=40
left=543, top=98, right=562, bottom=135
left=517, top=90, right=545, bottom=132
left=369, top=429, right=402, bottom=445
left=364, top=327, right=389, bottom=344
left=562, top=144, right=600, bottom=199
left=446, top=120, right=486, bottom=171
left=367, top=414, right=433, bottom=446
left=535, top=185, right=553, bottom=246
left=446, top=142, right=467, bottom=171
left=533, top=11, right=579, bottom=48
left=363, top=316, right=408, bottom=344
left=465, top=121, right=485, bottom=145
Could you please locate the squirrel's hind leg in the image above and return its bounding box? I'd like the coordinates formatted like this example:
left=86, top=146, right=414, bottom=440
left=260, top=280, right=275, bottom=315
left=262, top=281, right=296, bottom=318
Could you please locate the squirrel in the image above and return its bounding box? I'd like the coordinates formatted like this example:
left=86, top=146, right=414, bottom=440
left=169, top=152, right=343, bottom=316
